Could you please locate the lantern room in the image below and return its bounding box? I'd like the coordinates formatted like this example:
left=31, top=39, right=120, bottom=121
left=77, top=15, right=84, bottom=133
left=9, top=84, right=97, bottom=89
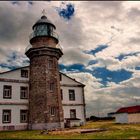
left=29, top=15, right=59, bottom=45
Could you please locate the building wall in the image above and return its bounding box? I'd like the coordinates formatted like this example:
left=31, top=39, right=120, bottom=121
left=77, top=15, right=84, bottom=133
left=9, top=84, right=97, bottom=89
left=0, top=67, right=86, bottom=130
left=63, top=106, right=85, bottom=124
left=128, top=113, right=140, bottom=123
left=61, top=86, right=83, bottom=104
left=60, top=74, right=81, bottom=86
left=0, top=81, right=28, bottom=103
left=60, top=73, right=86, bottom=124
left=0, top=79, right=29, bottom=130
left=0, top=105, right=28, bottom=130
left=69, top=120, right=81, bottom=127
left=115, top=113, right=128, bottom=123
left=0, top=67, right=29, bottom=81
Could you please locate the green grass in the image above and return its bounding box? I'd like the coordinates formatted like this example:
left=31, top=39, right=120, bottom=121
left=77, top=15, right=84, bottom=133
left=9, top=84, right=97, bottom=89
left=0, top=121, right=140, bottom=139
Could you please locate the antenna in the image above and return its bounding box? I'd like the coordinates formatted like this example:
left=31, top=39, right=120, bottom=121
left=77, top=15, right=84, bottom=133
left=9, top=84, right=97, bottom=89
left=42, top=9, right=46, bottom=16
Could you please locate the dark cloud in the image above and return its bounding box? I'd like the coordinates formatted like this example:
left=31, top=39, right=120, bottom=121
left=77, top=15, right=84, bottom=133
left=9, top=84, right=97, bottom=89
left=78, top=1, right=123, bottom=21
left=11, top=1, right=34, bottom=6
left=11, top=1, right=19, bottom=5
left=56, top=17, right=86, bottom=49
left=128, top=37, right=140, bottom=45
left=0, top=3, right=34, bottom=49
left=28, top=1, right=34, bottom=5
left=127, top=7, right=140, bottom=20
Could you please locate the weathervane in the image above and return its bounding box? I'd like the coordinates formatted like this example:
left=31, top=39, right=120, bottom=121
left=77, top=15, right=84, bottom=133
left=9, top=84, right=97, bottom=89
left=42, top=9, right=47, bottom=16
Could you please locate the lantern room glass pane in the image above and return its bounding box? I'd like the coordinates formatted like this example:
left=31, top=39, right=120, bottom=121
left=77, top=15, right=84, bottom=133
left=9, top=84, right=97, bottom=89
left=34, top=25, right=48, bottom=36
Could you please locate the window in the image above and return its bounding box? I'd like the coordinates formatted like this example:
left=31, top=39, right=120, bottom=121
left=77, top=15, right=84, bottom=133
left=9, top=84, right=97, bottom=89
left=34, top=25, right=48, bottom=36
left=20, top=110, right=28, bottom=123
left=21, top=70, right=28, bottom=78
left=3, top=110, right=11, bottom=123
left=70, top=109, right=76, bottom=119
left=49, top=82, right=55, bottom=92
left=50, top=107, right=56, bottom=116
left=69, top=90, right=75, bottom=101
left=60, top=89, right=63, bottom=100
left=48, top=59, right=53, bottom=69
left=59, top=73, right=62, bottom=81
left=20, top=87, right=28, bottom=99
left=3, top=85, right=12, bottom=99
left=48, top=26, right=54, bottom=36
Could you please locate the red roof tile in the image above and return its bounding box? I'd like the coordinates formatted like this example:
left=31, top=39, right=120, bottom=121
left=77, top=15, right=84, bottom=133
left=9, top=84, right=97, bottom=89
left=116, top=105, right=140, bottom=114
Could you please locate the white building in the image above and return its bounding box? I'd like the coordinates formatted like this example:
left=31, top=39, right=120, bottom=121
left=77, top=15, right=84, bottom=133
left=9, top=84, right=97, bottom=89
left=0, top=66, right=86, bottom=130
left=115, top=105, right=140, bottom=124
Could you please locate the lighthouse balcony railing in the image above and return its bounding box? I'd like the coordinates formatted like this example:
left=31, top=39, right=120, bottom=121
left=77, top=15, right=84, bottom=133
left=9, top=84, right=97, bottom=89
left=25, top=43, right=63, bottom=53
left=29, top=31, right=59, bottom=41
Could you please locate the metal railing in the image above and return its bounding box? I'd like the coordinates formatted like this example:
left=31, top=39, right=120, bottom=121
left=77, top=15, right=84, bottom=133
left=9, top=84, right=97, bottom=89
left=25, top=44, right=32, bottom=53
left=29, top=31, right=59, bottom=41
left=25, top=43, right=63, bottom=53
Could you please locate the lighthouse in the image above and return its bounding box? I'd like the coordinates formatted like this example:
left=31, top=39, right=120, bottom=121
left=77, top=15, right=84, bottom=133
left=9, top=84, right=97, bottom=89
left=25, top=14, right=64, bottom=130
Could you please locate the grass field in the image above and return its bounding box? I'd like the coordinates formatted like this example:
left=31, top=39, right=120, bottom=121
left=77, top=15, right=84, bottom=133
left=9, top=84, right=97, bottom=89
left=0, top=121, right=140, bottom=139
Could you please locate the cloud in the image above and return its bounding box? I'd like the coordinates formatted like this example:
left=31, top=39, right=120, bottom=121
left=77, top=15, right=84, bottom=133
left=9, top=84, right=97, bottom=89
left=59, top=48, right=94, bottom=65
left=128, top=37, right=140, bottom=45
left=59, top=61, right=133, bottom=87
left=127, top=7, right=140, bottom=21
left=67, top=71, right=140, bottom=117
left=11, top=1, right=19, bottom=5
left=0, top=50, right=29, bottom=72
left=28, top=1, right=34, bottom=5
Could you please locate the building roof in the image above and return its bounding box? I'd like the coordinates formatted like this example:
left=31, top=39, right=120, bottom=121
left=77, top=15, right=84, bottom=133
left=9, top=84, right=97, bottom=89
left=0, top=66, right=85, bottom=86
left=116, top=105, right=140, bottom=114
left=60, top=72, right=85, bottom=87
left=0, top=65, right=29, bottom=75
left=32, top=15, right=56, bottom=30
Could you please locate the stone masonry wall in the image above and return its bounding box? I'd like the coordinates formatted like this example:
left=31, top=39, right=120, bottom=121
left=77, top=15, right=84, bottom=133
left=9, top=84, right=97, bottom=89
left=27, top=47, right=64, bottom=127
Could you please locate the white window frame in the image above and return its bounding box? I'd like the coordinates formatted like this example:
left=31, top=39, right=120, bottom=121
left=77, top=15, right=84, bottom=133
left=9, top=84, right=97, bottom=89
left=3, top=85, right=12, bottom=99
left=69, top=89, right=75, bottom=101
left=70, top=109, right=76, bottom=119
left=3, top=110, right=11, bottom=123
left=20, top=87, right=28, bottom=99
left=21, top=70, right=28, bottom=78
left=20, top=110, right=28, bottom=123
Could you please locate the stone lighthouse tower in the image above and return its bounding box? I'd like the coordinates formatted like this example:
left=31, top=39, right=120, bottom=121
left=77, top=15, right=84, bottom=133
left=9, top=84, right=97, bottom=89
left=25, top=14, right=64, bottom=130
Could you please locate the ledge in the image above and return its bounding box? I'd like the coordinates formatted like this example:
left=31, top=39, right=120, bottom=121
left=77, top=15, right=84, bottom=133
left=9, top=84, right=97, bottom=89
left=0, top=78, right=29, bottom=83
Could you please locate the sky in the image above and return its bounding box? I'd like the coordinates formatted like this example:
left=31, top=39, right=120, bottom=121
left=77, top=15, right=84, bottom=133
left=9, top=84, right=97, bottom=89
left=0, top=1, right=140, bottom=117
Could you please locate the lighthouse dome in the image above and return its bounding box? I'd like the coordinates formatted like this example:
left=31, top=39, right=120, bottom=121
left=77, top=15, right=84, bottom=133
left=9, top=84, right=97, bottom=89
left=32, top=15, right=56, bottom=30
